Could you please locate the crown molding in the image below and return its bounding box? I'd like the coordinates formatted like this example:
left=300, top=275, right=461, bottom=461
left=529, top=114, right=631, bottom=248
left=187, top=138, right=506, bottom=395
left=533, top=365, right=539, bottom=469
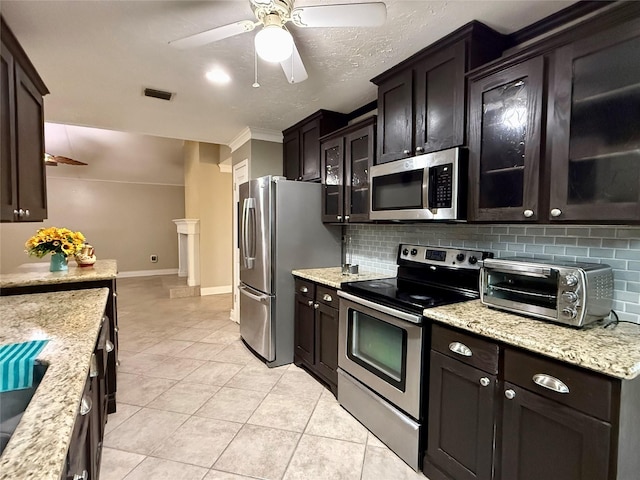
left=228, top=126, right=283, bottom=152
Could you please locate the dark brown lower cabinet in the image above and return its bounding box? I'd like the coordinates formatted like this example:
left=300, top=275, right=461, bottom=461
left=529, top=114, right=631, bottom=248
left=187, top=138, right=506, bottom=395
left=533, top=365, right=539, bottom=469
left=424, top=324, right=640, bottom=480
left=424, top=351, right=496, bottom=480
left=293, top=278, right=339, bottom=395
left=501, top=382, right=611, bottom=480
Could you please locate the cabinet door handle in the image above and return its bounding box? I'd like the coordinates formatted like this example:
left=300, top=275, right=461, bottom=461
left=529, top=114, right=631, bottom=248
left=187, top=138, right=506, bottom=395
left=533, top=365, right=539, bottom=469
left=73, top=470, right=88, bottom=480
left=550, top=208, right=562, bottom=217
left=89, top=354, right=99, bottom=378
left=479, top=377, right=490, bottom=387
left=523, top=209, right=534, bottom=218
left=300, top=286, right=309, bottom=293
left=337, top=215, right=342, bottom=221
left=13, top=209, right=19, bottom=216
left=504, top=389, right=516, bottom=400
left=114, top=325, right=119, bottom=333
left=105, top=340, right=115, bottom=352
left=298, top=176, right=303, bottom=181
left=532, top=373, right=569, bottom=394
left=344, top=215, right=350, bottom=221
left=308, top=300, right=314, bottom=307
left=23, top=209, right=30, bottom=217
left=322, top=293, right=333, bottom=302
left=403, top=149, right=411, bottom=155
left=448, top=341, right=472, bottom=357
left=313, top=302, right=319, bottom=309
left=80, top=396, right=92, bottom=416
left=415, top=146, right=424, bottom=153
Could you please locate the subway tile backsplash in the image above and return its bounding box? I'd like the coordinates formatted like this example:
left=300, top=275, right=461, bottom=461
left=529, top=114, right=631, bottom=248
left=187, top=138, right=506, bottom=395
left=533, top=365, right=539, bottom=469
left=345, top=224, right=640, bottom=324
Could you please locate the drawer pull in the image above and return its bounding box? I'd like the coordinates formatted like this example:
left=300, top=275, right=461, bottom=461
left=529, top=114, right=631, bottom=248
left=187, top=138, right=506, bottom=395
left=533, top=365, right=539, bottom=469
left=504, top=389, right=516, bottom=400
left=322, top=293, right=333, bottom=302
left=80, top=396, right=92, bottom=416
left=105, top=340, right=115, bottom=352
left=313, top=302, right=319, bottom=310
left=73, top=470, right=88, bottom=480
left=449, top=342, right=472, bottom=357
left=308, top=300, right=314, bottom=307
left=300, top=286, right=309, bottom=293
left=532, top=373, right=569, bottom=394
left=479, top=377, right=490, bottom=387
left=89, top=354, right=98, bottom=378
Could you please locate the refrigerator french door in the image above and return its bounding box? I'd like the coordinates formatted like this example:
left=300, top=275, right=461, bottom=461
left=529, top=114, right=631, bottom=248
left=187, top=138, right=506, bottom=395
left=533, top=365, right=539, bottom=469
left=239, top=176, right=340, bottom=367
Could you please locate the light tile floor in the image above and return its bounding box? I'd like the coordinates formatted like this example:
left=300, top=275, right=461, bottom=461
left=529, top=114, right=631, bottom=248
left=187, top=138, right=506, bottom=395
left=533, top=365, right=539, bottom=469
left=101, top=276, right=426, bottom=480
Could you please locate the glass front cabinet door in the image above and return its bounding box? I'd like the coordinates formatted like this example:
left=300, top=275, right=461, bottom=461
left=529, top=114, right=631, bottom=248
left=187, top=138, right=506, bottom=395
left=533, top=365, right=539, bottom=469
left=321, top=137, right=344, bottom=223
left=468, top=57, right=544, bottom=222
left=548, top=20, right=640, bottom=222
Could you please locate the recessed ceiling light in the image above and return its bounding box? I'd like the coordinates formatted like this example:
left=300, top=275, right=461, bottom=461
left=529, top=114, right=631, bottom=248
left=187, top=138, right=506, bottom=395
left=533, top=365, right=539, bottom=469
left=205, top=69, right=231, bottom=84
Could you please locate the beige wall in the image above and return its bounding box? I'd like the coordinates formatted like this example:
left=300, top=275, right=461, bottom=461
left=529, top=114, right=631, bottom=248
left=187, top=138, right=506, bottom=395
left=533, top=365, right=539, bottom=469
left=251, top=140, right=283, bottom=178
left=231, top=139, right=282, bottom=179
left=0, top=177, right=184, bottom=274
left=183, top=141, right=233, bottom=291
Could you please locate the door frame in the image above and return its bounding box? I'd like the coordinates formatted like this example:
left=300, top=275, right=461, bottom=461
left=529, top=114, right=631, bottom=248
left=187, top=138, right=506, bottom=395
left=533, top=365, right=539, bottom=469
left=232, top=159, right=249, bottom=323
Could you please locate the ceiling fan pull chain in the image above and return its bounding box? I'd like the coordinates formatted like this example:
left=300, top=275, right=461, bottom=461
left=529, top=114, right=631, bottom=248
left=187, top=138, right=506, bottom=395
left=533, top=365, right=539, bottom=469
left=253, top=45, right=260, bottom=88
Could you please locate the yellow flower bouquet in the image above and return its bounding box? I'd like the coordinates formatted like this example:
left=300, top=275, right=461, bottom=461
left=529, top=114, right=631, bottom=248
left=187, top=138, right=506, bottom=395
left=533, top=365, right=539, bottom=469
left=25, top=227, right=86, bottom=258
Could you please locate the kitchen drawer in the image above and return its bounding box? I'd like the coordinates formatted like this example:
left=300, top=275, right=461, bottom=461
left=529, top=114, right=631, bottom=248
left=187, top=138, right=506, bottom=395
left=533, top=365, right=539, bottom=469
left=504, top=348, right=614, bottom=422
left=431, top=324, right=499, bottom=374
left=295, top=278, right=315, bottom=299
left=316, top=285, right=338, bottom=309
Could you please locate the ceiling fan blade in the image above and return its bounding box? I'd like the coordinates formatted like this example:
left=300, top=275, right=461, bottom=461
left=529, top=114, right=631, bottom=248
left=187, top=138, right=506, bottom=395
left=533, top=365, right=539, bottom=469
left=291, top=2, right=387, bottom=28
left=52, top=155, right=88, bottom=166
left=280, top=41, right=308, bottom=84
left=169, top=20, right=256, bottom=49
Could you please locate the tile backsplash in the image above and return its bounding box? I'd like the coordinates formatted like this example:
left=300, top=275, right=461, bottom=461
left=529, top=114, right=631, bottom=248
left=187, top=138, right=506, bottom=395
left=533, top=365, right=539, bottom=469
left=345, top=224, right=640, bottom=323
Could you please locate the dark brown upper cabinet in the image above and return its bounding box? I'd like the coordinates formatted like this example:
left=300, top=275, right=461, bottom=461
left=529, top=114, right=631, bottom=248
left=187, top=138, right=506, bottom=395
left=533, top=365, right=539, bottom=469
left=371, top=22, right=505, bottom=165
left=1, top=16, right=49, bottom=223
left=320, top=116, right=376, bottom=224
left=282, top=109, right=348, bottom=182
left=468, top=57, right=544, bottom=222
left=466, top=3, right=640, bottom=224
left=547, top=17, right=640, bottom=223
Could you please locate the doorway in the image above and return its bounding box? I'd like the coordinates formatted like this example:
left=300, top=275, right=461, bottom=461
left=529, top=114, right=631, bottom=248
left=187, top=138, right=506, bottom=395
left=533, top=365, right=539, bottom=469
left=232, top=160, right=249, bottom=323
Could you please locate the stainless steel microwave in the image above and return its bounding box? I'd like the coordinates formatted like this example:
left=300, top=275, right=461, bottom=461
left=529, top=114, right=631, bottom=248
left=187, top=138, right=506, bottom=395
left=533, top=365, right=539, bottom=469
left=369, top=148, right=467, bottom=221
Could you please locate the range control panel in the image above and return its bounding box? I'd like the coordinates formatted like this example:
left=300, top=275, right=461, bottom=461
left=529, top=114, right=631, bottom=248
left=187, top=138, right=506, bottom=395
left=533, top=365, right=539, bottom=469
left=397, top=244, right=493, bottom=270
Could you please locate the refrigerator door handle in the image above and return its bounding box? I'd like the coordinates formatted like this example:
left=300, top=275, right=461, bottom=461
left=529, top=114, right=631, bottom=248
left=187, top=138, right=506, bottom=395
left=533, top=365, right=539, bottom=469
left=242, top=198, right=256, bottom=269
left=239, top=284, right=269, bottom=304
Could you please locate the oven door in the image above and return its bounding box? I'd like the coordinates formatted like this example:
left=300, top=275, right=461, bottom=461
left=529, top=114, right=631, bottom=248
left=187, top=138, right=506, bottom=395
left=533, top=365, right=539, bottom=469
left=338, top=291, right=424, bottom=419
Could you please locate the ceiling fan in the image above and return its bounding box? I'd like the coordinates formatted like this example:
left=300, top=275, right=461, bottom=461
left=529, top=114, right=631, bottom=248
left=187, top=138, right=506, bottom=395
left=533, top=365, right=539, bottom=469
left=169, top=0, right=387, bottom=84
left=44, top=153, right=87, bottom=166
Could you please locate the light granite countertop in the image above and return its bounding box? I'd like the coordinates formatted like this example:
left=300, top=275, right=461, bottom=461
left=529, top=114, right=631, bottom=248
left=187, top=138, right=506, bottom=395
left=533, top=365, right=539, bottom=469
left=292, top=266, right=393, bottom=289
left=0, top=288, right=109, bottom=480
left=425, top=300, right=640, bottom=380
left=0, top=259, right=117, bottom=289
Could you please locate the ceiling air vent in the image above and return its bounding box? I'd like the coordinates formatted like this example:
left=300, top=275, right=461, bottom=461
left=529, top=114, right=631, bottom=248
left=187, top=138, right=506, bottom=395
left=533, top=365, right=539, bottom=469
left=143, top=88, right=174, bottom=101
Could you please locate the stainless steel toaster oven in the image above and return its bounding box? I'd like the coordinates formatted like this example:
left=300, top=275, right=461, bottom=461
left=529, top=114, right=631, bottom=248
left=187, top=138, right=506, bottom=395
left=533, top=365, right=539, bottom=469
left=480, top=258, right=613, bottom=327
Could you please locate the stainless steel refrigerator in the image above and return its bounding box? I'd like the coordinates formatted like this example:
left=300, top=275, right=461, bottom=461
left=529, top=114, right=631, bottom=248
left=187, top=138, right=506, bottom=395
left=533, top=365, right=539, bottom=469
left=239, top=176, right=341, bottom=367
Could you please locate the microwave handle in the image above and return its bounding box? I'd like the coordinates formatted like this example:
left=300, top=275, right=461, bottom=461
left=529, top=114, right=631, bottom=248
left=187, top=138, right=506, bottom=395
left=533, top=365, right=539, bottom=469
left=486, top=264, right=552, bottom=278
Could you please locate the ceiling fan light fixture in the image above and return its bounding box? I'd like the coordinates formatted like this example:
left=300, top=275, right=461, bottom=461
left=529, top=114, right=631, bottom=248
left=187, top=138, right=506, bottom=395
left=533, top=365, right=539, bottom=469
left=255, top=24, right=293, bottom=63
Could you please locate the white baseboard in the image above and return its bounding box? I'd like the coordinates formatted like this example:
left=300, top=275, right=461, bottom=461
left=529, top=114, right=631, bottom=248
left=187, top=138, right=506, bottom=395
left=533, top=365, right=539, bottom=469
left=118, top=268, right=179, bottom=278
left=200, top=285, right=232, bottom=296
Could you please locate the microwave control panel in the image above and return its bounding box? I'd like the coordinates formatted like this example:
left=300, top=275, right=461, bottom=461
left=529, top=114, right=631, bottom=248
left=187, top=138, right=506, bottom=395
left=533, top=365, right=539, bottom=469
left=429, top=163, right=453, bottom=208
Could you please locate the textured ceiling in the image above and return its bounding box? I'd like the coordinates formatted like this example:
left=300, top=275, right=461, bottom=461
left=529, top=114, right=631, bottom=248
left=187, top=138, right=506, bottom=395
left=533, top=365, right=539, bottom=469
left=1, top=0, right=576, bottom=145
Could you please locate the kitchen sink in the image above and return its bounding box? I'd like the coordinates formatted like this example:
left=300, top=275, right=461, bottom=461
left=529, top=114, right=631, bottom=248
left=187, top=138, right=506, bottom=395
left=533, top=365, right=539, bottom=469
left=0, top=363, right=48, bottom=456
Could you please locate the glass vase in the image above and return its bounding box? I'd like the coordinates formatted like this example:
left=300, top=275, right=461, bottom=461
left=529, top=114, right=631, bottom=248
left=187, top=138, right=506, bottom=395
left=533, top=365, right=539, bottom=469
left=50, top=252, right=68, bottom=272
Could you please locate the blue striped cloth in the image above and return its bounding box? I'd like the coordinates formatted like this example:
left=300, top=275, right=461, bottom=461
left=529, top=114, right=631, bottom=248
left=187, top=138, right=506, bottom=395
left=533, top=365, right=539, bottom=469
left=0, top=340, right=49, bottom=392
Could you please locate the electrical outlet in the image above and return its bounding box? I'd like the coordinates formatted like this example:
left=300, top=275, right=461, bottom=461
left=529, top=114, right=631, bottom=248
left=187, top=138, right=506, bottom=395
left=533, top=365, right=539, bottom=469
left=150, top=255, right=158, bottom=263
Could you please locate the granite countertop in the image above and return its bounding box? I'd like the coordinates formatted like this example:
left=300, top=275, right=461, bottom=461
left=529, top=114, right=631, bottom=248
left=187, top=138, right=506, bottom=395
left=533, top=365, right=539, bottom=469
left=0, top=288, right=109, bottom=480
left=0, top=259, right=117, bottom=289
left=292, top=266, right=393, bottom=289
left=425, top=299, right=640, bottom=380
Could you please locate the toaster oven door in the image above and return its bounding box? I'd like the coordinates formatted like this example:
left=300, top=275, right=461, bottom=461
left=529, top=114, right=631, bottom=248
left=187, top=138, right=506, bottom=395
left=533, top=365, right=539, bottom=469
left=480, top=265, right=560, bottom=320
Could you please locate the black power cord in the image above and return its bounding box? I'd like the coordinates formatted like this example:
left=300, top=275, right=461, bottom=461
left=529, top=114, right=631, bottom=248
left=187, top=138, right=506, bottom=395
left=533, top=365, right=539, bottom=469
left=603, top=310, right=640, bottom=328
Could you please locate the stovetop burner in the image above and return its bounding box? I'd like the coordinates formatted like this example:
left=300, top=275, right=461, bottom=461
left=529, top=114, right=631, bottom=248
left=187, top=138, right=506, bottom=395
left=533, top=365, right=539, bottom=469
left=341, top=244, right=493, bottom=315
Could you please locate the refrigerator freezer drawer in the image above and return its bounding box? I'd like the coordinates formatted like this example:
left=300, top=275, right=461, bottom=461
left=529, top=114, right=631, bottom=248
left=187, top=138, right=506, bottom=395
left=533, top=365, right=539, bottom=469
left=239, top=284, right=274, bottom=362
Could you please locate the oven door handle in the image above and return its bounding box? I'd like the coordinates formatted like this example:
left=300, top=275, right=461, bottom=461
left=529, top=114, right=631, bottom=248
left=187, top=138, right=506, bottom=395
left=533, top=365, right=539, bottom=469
left=338, top=290, right=423, bottom=324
